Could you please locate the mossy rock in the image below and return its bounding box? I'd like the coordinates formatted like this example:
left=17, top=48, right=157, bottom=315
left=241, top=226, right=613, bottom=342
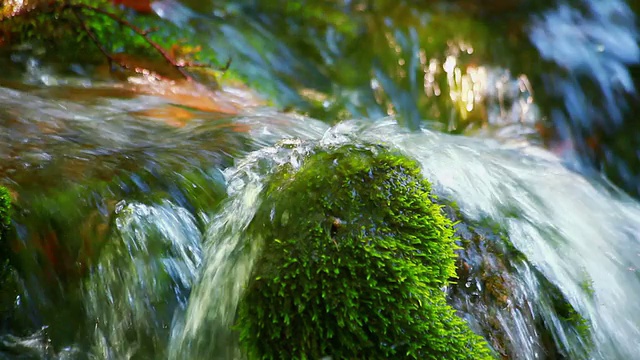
left=1, top=164, right=226, bottom=353
left=0, top=186, right=11, bottom=306
left=0, top=186, right=10, bottom=245
left=236, top=144, right=492, bottom=359
left=443, top=204, right=592, bottom=359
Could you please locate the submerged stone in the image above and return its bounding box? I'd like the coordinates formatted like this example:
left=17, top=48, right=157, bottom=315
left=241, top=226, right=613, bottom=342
left=236, top=144, right=492, bottom=359
left=9, top=165, right=226, bottom=284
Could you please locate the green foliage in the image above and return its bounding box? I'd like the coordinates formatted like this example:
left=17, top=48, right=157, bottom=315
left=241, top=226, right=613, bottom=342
left=3, top=1, right=113, bottom=63
left=199, top=0, right=540, bottom=127
left=1, top=0, right=225, bottom=82
left=236, top=144, right=492, bottom=359
left=257, top=1, right=359, bottom=37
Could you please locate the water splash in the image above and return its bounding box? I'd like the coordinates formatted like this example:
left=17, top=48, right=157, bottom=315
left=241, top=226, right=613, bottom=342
left=168, top=140, right=316, bottom=359
left=160, top=117, right=640, bottom=359
left=84, top=201, right=203, bottom=359
left=333, top=119, right=640, bottom=359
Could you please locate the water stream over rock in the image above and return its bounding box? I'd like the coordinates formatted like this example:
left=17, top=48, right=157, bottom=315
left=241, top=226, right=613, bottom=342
left=1, top=0, right=639, bottom=359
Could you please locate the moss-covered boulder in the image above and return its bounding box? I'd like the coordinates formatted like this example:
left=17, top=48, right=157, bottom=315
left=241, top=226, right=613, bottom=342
left=236, top=144, right=492, bottom=359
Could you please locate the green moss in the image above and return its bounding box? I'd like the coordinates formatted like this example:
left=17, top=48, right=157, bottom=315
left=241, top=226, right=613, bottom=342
left=0, top=185, right=10, bottom=271
left=0, top=186, right=10, bottom=245
left=540, top=274, right=592, bottom=354
left=236, top=144, right=492, bottom=359
left=0, top=186, right=13, bottom=332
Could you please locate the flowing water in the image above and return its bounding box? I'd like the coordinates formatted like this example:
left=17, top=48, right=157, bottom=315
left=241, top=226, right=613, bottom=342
left=1, top=0, right=640, bottom=359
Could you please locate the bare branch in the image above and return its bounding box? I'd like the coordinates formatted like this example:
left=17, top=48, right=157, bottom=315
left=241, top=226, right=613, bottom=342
left=2, top=1, right=230, bottom=83
left=70, top=7, right=115, bottom=70
left=66, top=2, right=194, bottom=81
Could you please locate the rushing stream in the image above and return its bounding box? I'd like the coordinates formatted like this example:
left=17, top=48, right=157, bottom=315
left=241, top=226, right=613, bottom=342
left=1, top=0, right=639, bottom=359
left=2, top=80, right=640, bottom=358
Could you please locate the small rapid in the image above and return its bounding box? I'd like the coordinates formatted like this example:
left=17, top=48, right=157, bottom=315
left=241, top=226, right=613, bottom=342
left=157, top=118, right=640, bottom=359
left=1, top=0, right=639, bottom=355
left=343, top=120, right=640, bottom=359
left=2, top=72, right=640, bottom=357
left=85, top=201, right=203, bottom=359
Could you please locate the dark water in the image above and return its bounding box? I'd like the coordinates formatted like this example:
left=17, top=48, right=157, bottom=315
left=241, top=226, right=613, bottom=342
left=1, top=0, right=639, bottom=359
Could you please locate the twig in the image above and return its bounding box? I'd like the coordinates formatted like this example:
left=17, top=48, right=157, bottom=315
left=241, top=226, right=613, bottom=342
left=70, top=7, right=115, bottom=70
left=219, top=57, right=232, bottom=73
left=3, top=1, right=230, bottom=82
left=141, top=27, right=158, bottom=35
left=67, top=2, right=194, bottom=81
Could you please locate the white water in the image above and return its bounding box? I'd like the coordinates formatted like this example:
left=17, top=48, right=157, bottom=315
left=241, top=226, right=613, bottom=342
left=168, top=136, right=319, bottom=359
left=84, top=201, right=203, bottom=359
left=162, top=117, right=640, bottom=359
left=3, top=85, right=639, bottom=357
left=346, top=120, right=640, bottom=358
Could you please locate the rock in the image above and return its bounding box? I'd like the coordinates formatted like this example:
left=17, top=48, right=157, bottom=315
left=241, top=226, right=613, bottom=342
left=236, top=143, right=492, bottom=359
